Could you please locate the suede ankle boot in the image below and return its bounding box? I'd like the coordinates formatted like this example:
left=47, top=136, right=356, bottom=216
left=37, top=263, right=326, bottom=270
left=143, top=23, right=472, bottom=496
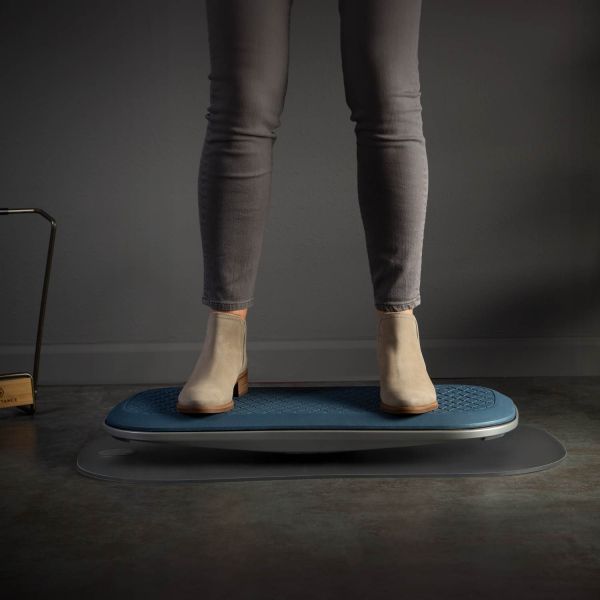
left=376, top=310, right=438, bottom=414
left=176, top=311, right=248, bottom=414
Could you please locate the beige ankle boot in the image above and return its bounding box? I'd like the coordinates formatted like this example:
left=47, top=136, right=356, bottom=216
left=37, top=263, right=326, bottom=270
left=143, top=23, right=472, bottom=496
left=176, top=311, right=248, bottom=414
left=376, top=310, right=438, bottom=414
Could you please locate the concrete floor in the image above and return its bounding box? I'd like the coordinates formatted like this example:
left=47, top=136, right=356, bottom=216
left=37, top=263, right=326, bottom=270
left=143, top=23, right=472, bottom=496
left=1, top=376, right=599, bottom=599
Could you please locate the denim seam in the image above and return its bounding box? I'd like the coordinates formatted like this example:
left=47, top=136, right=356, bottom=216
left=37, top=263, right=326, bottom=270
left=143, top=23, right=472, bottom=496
left=202, top=297, right=254, bottom=310
left=202, top=296, right=254, bottom=302
left=377, top=294, right=421, bottom=304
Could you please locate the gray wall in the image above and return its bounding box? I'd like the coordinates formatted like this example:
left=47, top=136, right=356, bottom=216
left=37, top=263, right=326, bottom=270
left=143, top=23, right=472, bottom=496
left=1, top=0, right=598, bottom=385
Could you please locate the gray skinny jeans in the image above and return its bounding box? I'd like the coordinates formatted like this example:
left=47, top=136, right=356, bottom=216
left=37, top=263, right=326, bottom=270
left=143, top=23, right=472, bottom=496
left=200, top=0, right=428, bottom=312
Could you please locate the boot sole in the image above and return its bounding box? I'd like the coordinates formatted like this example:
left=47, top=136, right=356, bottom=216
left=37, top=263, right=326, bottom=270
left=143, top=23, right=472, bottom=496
left=176, top=369, right=248, bottom=415
left=379, top=399, right=439, bottom=414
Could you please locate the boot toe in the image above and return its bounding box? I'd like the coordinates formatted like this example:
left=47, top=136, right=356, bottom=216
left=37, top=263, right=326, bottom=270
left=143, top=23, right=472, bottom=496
left=176, top=385, right=234, bottom=414
left=380, top=384, right=438, bottom=414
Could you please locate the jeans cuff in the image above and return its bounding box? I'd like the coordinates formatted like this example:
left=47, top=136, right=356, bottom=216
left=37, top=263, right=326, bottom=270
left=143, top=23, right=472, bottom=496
left=375, top=294, right=421, bottom=312
left=202, top=297, right=254, bottom=310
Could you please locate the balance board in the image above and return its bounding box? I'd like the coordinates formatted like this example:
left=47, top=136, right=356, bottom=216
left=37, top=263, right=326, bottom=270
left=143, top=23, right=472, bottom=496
left=104, top=383, right=519, bottom=453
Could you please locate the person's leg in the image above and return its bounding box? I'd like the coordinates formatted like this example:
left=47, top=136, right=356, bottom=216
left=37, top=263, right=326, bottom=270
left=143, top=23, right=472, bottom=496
left=200, top=0, right=294, bottom=318
left=338, top=0, right=427, bottom=314
left=177, top=0, right=293, bottom=413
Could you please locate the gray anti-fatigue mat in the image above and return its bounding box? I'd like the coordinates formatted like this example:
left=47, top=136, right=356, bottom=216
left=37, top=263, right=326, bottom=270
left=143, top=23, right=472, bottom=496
left=77, top=425, right=567, bottom=483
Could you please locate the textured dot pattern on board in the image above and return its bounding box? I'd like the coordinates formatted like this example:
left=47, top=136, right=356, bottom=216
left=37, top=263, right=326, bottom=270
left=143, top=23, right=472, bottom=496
left=121, top=384, right=495, bottom=417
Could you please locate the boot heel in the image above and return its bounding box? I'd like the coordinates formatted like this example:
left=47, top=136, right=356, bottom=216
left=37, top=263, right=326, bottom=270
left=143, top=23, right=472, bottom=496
left=233, top=369, right=248, bottom=397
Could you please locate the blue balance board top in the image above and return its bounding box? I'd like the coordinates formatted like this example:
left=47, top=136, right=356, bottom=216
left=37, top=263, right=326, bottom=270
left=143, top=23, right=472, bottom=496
left=105, top=384, right=517, bottom=432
